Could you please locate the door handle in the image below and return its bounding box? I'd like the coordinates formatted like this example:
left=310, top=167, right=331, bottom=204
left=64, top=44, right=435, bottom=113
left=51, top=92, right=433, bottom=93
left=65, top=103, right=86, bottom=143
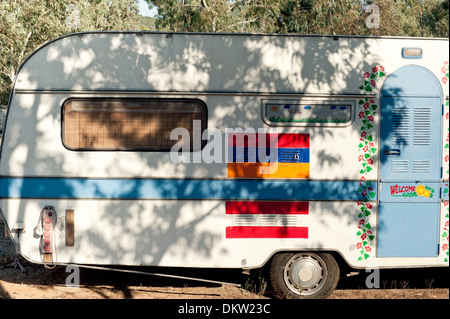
left=384, top=149, right=401, bottom=156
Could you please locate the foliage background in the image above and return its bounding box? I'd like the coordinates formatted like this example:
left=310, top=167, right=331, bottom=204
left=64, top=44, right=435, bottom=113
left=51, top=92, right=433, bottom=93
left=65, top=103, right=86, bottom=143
left=0, top=0, right=449, bottom=106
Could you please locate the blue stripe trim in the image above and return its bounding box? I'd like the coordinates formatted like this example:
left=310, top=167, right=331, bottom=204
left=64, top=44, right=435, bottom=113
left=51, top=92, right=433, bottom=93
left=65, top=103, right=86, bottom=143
left=0, top=177, right=376, bottom=201
left=229, top=147, right=310, bottom=163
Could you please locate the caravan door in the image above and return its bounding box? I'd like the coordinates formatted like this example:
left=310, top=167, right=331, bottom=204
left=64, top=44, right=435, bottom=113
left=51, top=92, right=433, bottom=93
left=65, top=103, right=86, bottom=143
left=378, top=65, right=442, bottom=257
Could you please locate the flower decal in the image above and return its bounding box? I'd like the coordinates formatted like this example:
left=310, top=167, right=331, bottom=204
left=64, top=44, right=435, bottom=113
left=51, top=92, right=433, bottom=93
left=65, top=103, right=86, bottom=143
left=441, top=62, right=449, bottom=264
left=417, top=185, right=425, bottom=195
left=442, top=61, right=449, bottom=177
left=355, top=66, right=385, bottom=261
left=442, top=199, right=449, bottom=263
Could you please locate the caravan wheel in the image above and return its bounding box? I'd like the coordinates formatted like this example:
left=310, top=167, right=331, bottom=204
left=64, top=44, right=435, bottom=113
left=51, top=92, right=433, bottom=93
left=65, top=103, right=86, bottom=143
left=269, top=252, right=339, bottom=299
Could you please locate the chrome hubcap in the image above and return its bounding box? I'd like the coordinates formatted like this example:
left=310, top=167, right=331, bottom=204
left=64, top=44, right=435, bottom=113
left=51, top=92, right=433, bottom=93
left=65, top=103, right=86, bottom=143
left=284, top=253, right=327, bottom=296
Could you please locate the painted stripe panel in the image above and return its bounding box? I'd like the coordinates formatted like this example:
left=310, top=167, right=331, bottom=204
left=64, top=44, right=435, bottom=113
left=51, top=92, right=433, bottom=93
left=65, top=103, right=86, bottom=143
left=226, top=226, right=308, bottom=239
left=227, top=133, right=310, bottom=179
left=0, top=177, right=377, bottom=201
left=226, top=201, right=309, bottom=215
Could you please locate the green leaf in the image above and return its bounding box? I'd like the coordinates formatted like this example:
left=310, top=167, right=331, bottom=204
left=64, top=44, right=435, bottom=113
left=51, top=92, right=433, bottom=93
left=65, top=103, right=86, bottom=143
left=379, top=71, right=385, bottom=77
left=365, top=223, right=372, bottom=229
left=369, top=235, right=375, bottom=241
left=371, top=147, right=377, bottom=153
left=367, top=135, right=373, bottom=141
left=370, top=192, right=376, bottom=198
left=365, top=86, right=372, bottom=92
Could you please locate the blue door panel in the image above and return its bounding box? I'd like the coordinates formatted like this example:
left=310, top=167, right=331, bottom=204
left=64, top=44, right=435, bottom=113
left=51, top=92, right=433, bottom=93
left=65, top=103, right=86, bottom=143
left=379, top=65, right=442, bottom=258
left=378, top=203, right=440, bottom=257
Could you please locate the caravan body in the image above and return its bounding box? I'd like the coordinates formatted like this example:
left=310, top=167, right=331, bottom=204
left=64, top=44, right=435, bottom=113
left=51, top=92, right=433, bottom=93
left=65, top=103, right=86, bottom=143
left=0, top=32, right=448, bottom=298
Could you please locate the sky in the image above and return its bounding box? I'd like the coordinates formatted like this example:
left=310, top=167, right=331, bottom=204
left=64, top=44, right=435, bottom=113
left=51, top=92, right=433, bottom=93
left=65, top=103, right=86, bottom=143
left=138, top=0, right=156, bottom=17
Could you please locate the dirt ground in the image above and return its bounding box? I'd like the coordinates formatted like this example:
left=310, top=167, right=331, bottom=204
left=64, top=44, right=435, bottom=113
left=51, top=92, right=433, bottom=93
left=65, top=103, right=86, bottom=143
left=1, top=221, right=448, bottom=300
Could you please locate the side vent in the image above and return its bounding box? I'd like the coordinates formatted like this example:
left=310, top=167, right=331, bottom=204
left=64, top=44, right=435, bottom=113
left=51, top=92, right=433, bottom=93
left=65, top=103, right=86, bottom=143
left=391, top=107, right=410, bottom=145
left=65, top=210, right=75, bottom=247
left=413, top=160, right=431, bottom=173
left=391, top=160, right=409, bottom=173
left=413, top=107, right=431, bottom=146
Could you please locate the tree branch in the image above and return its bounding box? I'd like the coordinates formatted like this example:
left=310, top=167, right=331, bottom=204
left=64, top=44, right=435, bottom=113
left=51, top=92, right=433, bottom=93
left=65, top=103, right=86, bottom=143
left=18, top=31, right=32, bottom=63
left=217, top=16, right=259, bottom=32
left=230, top=0, right=247, bottom=10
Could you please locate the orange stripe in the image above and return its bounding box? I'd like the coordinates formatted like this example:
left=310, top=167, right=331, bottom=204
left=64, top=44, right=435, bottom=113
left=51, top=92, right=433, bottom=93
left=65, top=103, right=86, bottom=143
left=227, top=163, right=310, bottom=178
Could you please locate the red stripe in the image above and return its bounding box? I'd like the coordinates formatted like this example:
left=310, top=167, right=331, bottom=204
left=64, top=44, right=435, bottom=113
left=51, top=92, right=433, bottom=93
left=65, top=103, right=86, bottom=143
left=226, top=226, right=308, bottom=238
left=228, top=133, right=309, bottom=148
left=277, top=134, right=310, bottom=149
left=226, top=201, right=309, bottom=215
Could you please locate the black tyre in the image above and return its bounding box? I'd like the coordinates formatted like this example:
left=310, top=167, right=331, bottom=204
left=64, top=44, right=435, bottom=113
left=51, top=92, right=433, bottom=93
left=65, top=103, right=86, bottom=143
left=269, top=252, right=340, bottom=299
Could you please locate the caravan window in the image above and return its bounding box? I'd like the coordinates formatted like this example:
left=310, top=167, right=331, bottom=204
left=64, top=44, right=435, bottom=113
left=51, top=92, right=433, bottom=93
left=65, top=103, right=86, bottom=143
left=262, top=99, right=355, bottom=127
left=62, top=98, right=207, bottom=151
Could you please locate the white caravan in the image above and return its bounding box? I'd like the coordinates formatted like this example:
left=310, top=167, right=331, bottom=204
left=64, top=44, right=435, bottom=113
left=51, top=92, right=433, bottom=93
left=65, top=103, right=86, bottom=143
left=0, top=32, right=448, bottom=299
